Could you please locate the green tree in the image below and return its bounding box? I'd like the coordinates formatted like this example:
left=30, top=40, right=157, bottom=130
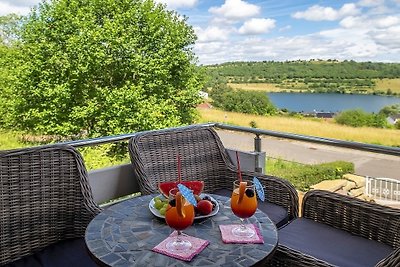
left=379, top=104, right=400, bottom=117
left=4, top=0, right=202, bottom=137
left=335, top=109, right=387, bottom=128
left=0, top=14, right=24, bottom=126
left=210, top=85, right=276, bottom=115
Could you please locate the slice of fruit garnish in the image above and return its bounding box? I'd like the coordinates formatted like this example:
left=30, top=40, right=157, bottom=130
left=238, top=181, right=247, bottom=204
left=175, top=191, right=185, bottom=218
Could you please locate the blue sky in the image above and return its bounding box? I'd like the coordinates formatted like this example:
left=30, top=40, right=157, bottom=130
left=1, top=0, right=400, bottom=65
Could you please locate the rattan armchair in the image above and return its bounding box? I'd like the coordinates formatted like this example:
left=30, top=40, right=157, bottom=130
left=0, top=145, right=101, bottom=266
left=128, top=125, right=299, bottom=227
left=268, top=189, right=400, bottom=267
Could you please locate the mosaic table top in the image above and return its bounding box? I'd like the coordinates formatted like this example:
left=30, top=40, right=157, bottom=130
left=85, top=194, right=278, bottom=267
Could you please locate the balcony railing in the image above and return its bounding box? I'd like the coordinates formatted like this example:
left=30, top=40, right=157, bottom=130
left=40, top=122, right=399, bottom=207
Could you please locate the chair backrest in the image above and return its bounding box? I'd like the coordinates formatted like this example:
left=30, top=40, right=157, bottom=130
left=0, top=145, right=101, bottom=265
left=128, top=125, right=237, bottom=195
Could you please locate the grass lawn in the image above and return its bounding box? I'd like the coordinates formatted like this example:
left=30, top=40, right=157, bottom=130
left=197, top=108, right=400, bottom=147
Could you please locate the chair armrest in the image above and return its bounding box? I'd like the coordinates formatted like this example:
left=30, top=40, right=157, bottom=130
left=241, top=170, right=299, bottom=220
left=375, top=247, right=400, bottom=267
left=302, top=190, right=400, bottom=248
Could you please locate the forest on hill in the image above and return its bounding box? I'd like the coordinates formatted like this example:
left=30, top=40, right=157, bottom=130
left=205, top=60, right=400, bottom=95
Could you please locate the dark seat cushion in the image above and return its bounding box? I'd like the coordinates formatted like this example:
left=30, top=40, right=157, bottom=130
left=5, top=238, right=98, bottom=267
left=279, top=218, right=394, bottom=267
left=212, top=188, right=289, bottom=228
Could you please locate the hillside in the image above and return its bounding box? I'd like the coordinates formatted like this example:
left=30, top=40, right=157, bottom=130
left=205, top=60, right=400, bottom=95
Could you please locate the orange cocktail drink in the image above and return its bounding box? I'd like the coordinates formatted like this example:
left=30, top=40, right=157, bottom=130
left=230, top=180, right=257, bottom=237
left=231, top=182, right=257, bottom=218
left=165, top=188, right=195, bottom=252
left=165, top=193, right=195, bottom=231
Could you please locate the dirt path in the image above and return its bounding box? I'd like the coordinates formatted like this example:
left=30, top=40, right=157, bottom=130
left=216, top=130, right=400, bottom=180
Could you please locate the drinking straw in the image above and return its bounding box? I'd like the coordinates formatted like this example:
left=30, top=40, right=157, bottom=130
left=177, top=154, right=181, bottom=183
left=235, top=151, right=242, bottom=182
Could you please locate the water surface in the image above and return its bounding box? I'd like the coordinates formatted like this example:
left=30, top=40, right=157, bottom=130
left=268, top=93, right=400, bottom=113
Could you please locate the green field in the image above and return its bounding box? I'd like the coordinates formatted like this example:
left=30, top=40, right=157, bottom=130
left=228, top=78, right=400, bottom=95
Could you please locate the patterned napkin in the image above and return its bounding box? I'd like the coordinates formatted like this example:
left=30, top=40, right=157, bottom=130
left=152, top=231, right=209, bottom=261
left=219, top=224, right=264, bottom=244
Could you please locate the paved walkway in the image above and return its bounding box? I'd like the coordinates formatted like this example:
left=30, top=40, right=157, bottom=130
left=216, top=130, right=400, bottom=180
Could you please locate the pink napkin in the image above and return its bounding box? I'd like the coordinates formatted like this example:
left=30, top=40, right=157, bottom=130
left=152, top=231, right=209, bottom=261
left=219, top=224, right=264, bottom=244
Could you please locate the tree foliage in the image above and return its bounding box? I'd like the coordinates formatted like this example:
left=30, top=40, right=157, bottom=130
left=209, top=84, right=276, bottom=115
left=0, top=14, right=24, bottom=125
left=335, top=109, right=387, bottom=128
left=205, top=60, right=400, bottom=95
left=206, top=60, right=400, bottom=81
left=1, top=0, right=203, bottom=137
left=379, top=104, right=400, bottom=117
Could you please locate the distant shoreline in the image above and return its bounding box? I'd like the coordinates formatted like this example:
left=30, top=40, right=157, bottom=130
left=227, top=80, right=400, bottom=97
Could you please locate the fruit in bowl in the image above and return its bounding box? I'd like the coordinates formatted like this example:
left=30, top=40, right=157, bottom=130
left=158, top=180, right=204, bottom=198
left=197, top=199, right=213, bottom=215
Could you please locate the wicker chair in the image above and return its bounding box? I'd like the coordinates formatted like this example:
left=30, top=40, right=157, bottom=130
left=268, top=190, right=400, bottom=267
left=0, top=145, right=101, bottom=266
left=128, top=125, right=299, bottom=227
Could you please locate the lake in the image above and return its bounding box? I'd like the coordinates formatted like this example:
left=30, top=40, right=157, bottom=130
left=267, top=93, right=400, bottom=113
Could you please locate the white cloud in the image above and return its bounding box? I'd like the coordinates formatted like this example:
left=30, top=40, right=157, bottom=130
left=238, top=18, right=276, bottom=35
left=375, top=16, right=400, bottom=27
left=340, top=14, right=400, bottom=30
left=357, top=0, right=385, bottom=7
left=1, top=0, right=39, bottom=7
left=155, top=0, right=198, bottom=8
left=0, top=1, right=32, bottom=16
left=371, top=25, right=400, bottom=48
left=339, top=16, right=364, bottom=28
left=194, top=21, right=400, bottom=65
left=292, top=3, right=360, bottom=21
left=194, top=26, right=230, bottom=43
left=209, top=0, right=260, bottom=21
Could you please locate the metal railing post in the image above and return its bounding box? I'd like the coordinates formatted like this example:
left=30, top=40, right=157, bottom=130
left=254, top=134, right=262, bottom=173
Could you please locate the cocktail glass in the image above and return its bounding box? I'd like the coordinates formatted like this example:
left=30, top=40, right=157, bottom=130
left=165, top=188, right=195, bottom=252
left=230, top=180, right=257, bottom=237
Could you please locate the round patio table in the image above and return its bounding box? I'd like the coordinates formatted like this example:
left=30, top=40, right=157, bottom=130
left=85, top=194, right=278, bottom=267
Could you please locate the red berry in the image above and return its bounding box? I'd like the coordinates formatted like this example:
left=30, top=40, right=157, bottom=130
left=197, top=200, right=213, bottom=215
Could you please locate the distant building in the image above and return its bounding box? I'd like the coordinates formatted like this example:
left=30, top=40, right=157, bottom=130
left=387, top=114, right=400, bottom=125
left=199, top=91, right=208, bottom=99
left=315, top=112, right=336, bottom=119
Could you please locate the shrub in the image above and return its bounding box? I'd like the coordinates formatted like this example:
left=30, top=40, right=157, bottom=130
left=335, top=109, right=387, bottom=128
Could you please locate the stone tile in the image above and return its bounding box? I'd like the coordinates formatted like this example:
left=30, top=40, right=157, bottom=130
left=343, top=174, right=366, bottom=187
left=310, top=179, right=348, bottom=192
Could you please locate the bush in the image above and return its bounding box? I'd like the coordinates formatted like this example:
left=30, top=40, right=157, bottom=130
left=266, top=159, right=354, bottom=191
left=335, top=109, right=387, bottom=128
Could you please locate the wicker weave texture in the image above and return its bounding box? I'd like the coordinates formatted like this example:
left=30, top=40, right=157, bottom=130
left=0, top=145, right=101, bottom=265
left=128, top=125, right=299, bottom=221
left=269, top=189, right=400, bottom=267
